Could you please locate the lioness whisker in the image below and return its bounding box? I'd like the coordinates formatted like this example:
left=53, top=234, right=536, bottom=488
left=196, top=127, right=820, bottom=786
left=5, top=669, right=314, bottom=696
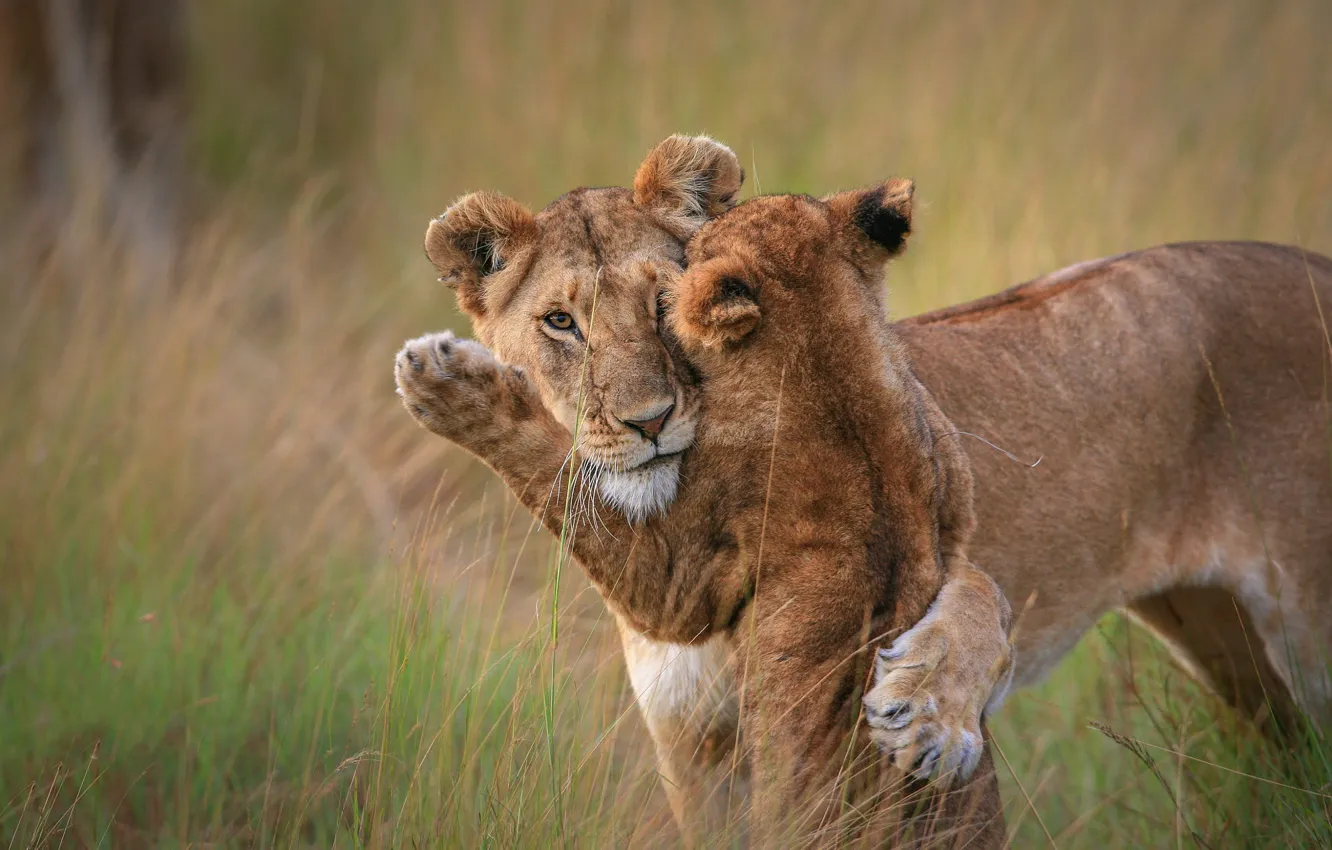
left=543, top=443, right=581, bottom=525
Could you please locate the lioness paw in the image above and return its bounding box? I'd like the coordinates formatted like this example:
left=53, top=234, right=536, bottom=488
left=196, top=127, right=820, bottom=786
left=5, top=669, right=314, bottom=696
left=394, top=332, right=516, bottom=443
left=863, top=621, right=986, bottom=784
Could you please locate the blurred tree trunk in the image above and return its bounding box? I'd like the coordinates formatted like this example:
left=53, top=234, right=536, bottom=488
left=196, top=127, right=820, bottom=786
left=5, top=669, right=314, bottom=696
left=0, top=0, right=187, bottom=299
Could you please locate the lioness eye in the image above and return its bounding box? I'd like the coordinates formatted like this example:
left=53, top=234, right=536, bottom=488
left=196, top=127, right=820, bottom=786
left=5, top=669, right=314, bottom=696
left=545, top=311, right=576, bottom=331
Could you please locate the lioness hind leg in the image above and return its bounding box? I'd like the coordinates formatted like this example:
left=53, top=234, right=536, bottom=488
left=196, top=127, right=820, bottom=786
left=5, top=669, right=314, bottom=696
left=1125, top=587, right=1303, bottom=733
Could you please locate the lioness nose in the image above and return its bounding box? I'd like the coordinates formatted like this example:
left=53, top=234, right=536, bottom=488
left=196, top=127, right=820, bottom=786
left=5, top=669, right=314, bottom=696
left=623, top=403, right=674, bottom=441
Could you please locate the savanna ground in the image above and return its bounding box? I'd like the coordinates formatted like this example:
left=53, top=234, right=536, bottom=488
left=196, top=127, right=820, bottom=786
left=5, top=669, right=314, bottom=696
left=3, top=1, right=1332, bottom=846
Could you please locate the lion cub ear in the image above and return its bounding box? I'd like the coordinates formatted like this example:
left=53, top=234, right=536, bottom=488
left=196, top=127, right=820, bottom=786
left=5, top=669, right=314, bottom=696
left=824, top=178, right=914, bottom=256
left=633, top=135, right=745, bottom=238
left=424, top=192, right=538, bottom=318
left=667, top=256, right=761, bottom=347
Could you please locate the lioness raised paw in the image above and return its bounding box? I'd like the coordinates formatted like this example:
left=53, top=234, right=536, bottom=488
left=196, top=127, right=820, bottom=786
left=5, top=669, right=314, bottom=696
left=394, top=331, right=532, bottom=447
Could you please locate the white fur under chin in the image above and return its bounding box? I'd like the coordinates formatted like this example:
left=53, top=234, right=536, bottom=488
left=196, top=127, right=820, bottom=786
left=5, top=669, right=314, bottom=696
left=597, top=459, right=680, bottom=524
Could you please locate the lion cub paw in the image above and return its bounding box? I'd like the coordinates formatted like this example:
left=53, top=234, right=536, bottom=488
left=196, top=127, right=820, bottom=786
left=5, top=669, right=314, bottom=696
left=863, top=619, right=986, bottom=784
left=394, top=332, right=521, bottom=445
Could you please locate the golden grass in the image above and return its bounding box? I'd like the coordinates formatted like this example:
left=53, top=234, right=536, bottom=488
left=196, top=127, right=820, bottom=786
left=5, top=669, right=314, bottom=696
left=3, top=0, right=1331, bottom=845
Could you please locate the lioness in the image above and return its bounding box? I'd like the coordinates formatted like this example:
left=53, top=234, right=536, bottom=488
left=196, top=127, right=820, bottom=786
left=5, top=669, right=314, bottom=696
left=397, top=182, right=1007, bottom=844
left=411, top=134, right=1332, bottom=822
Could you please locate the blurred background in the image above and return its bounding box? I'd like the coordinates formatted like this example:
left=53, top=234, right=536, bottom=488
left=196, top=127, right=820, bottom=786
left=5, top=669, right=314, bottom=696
left=2, top=0, right=1330, bottom=846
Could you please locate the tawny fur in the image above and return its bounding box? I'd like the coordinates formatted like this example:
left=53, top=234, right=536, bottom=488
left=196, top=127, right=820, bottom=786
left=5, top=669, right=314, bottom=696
left=424, top=191, right=541, bottom=317
left=400, top=136, right=1012, bottom=843
left=665, top=187, right=1008, bottom=844
left=633, top=133, right=744, bottom=239
left=399, top=133, right=1332, bottom=842
left=897, top=241, right=1332, bottom=732
left=396, top=173, right=1009, bottom=845
left=405, top=138, right=1014, bottom=837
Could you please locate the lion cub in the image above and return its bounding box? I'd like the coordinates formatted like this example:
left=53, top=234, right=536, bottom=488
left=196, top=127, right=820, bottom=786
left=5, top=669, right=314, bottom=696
left=397, top=180, right=1007, bottom=843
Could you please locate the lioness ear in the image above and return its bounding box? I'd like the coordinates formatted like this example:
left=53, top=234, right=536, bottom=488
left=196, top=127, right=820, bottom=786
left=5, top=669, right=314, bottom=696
left=667, top=257, right=761, bottom=347
left=633, top=135, right=744, bottom=238
left=423, top=192, right=538, bottom=317
left=824, top=178, right=914, bottom=256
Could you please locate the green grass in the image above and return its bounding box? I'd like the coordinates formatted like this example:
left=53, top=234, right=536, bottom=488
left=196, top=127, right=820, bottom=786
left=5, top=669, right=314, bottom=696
left=0, top=481, right=645, bottom=847
left=5, top=498, right=1331, bottom=846
left=996, top=619, right=1332, bottom=847
left=4, top=0, right=1332, bottom=846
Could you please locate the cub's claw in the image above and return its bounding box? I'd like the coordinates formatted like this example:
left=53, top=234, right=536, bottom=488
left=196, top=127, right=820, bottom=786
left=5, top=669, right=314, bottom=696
left=863, top=567, right=1014, bottom=785
left=871, top=694, right=937, bottom=731
left=863, top=624, right=985, bottom=784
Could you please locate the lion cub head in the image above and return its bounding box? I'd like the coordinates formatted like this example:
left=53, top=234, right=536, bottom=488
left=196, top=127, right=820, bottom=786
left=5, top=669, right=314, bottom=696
left=422, top=136, right=743, bottom=522
left=668, top=179, right=915, bottom=383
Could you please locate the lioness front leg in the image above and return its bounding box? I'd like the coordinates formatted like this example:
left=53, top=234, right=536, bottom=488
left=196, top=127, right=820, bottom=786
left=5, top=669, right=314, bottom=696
left=399, top=341, right=742, bottom=836
left=863, top=560, right=1013, bottom=783
left=613, top=613, right=745, bottom=842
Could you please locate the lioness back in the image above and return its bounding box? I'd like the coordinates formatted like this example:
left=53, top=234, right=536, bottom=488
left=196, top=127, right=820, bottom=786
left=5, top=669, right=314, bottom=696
left=900, top=240, right=1332, bottom=722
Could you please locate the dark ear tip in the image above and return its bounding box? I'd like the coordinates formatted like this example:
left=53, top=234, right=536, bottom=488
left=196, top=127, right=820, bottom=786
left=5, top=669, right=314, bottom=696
left=853, top=181, right=913, bottom=254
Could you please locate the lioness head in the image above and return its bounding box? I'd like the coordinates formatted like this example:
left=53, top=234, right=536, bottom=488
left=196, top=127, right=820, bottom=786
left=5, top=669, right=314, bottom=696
left=423, top=135, right=743, bottom=521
